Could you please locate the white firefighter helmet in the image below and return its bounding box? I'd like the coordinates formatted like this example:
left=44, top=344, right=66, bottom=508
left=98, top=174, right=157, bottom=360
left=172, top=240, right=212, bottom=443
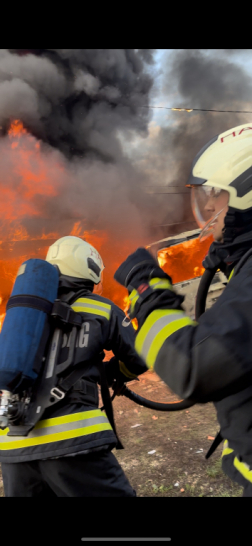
left=45, top=236, right=104, bottom=285
left=186, top=124, right=252, bottom=239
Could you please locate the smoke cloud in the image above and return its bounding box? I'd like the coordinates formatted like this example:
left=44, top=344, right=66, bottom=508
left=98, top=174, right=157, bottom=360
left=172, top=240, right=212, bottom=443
left=137, top=49, right=252, bottom=232
left=1, top=48, right=252, bottom=274
left=0, top=49, right=163, bottom=248
left=2, top=49, right=154, bottom=160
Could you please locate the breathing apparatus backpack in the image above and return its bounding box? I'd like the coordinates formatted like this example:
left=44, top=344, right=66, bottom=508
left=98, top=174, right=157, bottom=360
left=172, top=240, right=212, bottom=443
left=0, top=258, right=85, bottom=437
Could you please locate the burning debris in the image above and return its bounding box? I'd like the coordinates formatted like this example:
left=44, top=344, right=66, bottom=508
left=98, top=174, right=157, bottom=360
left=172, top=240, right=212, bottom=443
left=157, top=236, right=211, bottom=284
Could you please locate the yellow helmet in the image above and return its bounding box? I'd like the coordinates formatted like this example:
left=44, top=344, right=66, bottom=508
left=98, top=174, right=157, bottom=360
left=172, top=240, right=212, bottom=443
left=45, top=236, right=104, bottom=284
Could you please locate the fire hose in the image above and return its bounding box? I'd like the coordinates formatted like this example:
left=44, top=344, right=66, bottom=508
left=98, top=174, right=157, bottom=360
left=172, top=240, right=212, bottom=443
left=112, top=265, right=218, bottom=412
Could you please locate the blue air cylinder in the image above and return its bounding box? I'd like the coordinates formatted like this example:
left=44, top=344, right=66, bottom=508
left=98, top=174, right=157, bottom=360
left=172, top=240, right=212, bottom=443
left=0, top=259, right=59, bottom=392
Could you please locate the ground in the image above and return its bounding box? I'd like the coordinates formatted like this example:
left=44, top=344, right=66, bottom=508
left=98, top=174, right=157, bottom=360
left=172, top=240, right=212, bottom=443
left=0, top=370, right=243, bottom=497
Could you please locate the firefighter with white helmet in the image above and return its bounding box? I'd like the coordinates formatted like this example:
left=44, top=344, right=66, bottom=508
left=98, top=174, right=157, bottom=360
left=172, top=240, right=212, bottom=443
left=1, top=235, right=147, bottom=497
left=114, top=124, right=252, bottom=497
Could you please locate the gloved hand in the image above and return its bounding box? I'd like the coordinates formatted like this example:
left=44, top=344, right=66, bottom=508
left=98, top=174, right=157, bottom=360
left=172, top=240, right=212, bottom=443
left=114, top=247, right=185, bottom=325
left=103, top=357, right=137, bottom=387
left=114, top=247, right=171, bottom=290
left=203, top=241, right=229, bottom=271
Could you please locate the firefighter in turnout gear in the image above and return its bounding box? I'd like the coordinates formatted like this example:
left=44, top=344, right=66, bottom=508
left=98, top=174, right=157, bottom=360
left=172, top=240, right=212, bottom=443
left=114, top=124, right=252, bottom=497
left=0, top=236, right=147, bottom=497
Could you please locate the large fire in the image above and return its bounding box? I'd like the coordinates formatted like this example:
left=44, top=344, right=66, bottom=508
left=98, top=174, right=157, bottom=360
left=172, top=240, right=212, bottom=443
left=0, top=120, right=211, bottom=334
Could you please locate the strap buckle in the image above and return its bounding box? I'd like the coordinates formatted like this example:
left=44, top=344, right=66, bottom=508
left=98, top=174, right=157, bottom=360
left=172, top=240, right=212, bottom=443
left=50, top=387, right=65, bottom=400
left=51, top=300, right=71, bottom=324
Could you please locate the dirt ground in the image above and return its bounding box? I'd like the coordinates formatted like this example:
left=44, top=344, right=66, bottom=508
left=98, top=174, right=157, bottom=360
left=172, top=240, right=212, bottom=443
left=0, top=370, right=243, bottom=497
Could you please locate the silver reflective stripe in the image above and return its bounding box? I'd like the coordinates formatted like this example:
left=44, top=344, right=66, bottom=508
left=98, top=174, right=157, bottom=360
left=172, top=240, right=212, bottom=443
left=73, top=302, right=110, bottom=314
left=151, top=281, right=170, bottom=289
left=46, top=328, right=61, bottom=379
left=141, top=313, right=185, bottom=361
left=0, top=415, right=109, bottom=445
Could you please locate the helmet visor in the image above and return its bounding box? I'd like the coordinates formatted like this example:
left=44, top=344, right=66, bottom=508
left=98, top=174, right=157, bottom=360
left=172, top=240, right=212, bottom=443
left=191, top=186, right=230, bottom=241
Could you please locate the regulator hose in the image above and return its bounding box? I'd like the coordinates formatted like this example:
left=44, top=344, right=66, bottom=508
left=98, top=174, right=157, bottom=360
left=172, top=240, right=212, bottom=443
left=195, top=266, right=218, bottom=321
left=117, top=384, right=196, bottom=411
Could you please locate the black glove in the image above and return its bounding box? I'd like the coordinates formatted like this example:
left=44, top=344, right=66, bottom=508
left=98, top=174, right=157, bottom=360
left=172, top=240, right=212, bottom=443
left=114, top=247, right=171, bottom=289
left=103, top=357, right=138, bottom=387
left=202, top=241, right=229, bottom=271
left=114, top=248, right=185, bottom=324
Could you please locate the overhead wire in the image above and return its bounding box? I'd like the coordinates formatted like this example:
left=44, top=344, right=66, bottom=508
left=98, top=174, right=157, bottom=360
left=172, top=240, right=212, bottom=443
left=143, top=106, right=250, bottom=229
left=141, top=106, right=252, bottom=113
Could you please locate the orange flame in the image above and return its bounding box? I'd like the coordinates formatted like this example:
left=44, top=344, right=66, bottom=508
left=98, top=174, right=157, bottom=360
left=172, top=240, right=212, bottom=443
left=157, top=236, right=211, bottom=284
left=8, top=119, right=28, bottom=138
left=0, top=120, right=141, bottom=330
left=0, top=119, right=211, bottom=338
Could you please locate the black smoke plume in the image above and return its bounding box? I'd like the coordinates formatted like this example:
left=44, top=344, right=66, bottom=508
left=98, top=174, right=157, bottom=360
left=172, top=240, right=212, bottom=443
left=3, top=49, right=154, bottom=161
left=150, top=49, right=252, bottom=231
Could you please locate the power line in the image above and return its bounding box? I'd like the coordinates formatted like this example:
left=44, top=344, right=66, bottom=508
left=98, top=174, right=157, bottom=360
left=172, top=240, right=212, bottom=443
left=142, top=106, right=252, bottom=114
left=146, top=191, right=190, bottom=195
left=154, top=220, right=196, bottom=227
left=145, top=185, right=190, bottom=194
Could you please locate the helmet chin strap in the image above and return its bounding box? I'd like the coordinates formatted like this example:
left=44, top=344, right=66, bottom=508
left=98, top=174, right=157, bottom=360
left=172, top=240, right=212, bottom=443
left=199, top=206, right=227, bottom=241
left=58, top=275, right=94, bottom=294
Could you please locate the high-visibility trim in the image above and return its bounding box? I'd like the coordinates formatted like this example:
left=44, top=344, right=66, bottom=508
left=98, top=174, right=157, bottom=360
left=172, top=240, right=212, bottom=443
left=34, top=409, right=106, bottom=429
left=0, top=415, right=110, bottom=442
left=135, top=310, right=196, bottom=369
left=221, top=439, right=252, bottom=484
left=129, top=289, right=138, bottom=302
left=149, top=278, right=173, bottom=291
left=129, top=278, right=173, bottom=314
left=222, top=440, right=234, bottom=457
left=234, top=457, right=252, bottom=484
left=0, top=410, right=112, bottom=450
left=119, top=360, right=137, bottom=380
left=228, top=269, right=235, bottom=281
left=136, top=309, right=190, bottom=355
left=74, top=298, right=111, bottom=310
left=129, top=289, right=139, bottom=314
left=72, top=298, right=111, bottom=320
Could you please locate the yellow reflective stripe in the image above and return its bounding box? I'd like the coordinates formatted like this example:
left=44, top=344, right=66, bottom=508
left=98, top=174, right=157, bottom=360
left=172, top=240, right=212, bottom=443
left=222, top=447, right=234, bottom=456
left=129, top=289, right=139, bottom=314
left=228, top=269, right=235, bottom=281
left=74, top=298, right=111, bottom=310
left=129, top=278, right=173, bottom=314
left=72, top=298, right=111, bottom=320
left=149, top=278, right=173, bottom=291
left=35, top=409, right=104, bottom=430
left=222, top=439, right=234, bottom=457
left=119, top=361, right=137, bottom=380
left=0, top=423, right=112, bottom=451
left=129, top=289, right=138, bottom=302
left=146, top=317, right=196, bottom=369
left=71, top=305, right=110, bottom=320
left=0, top=409, right=105, bottom=435
left=234, top=457, right=252, bottom=484
left=135, top=309, right=185, bottom=355
left=135, top=309, right=196, bottom=369
left=221, top=439, right=252, bottom=484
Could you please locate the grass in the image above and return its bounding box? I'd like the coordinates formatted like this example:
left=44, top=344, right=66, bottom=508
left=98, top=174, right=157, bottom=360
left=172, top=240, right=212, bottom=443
left=206, top=458, right=223, bottom=478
